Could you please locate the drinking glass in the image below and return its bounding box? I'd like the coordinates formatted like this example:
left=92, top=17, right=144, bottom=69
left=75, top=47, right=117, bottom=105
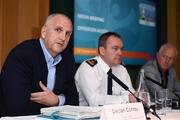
left=155, top=90, right=166, bottom=115
left=165, top=89, right=172, bottom=112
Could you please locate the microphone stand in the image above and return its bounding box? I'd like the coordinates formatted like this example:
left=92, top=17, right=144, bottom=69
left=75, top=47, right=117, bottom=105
left=107, top=71, right=161, bottom=120
left=145, top=75, right=180, bottom=109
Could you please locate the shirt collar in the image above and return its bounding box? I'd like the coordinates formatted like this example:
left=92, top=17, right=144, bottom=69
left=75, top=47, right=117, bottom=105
left=97, top=56, right=110, bottom=74
left=40, top=38, right=62, bottom=66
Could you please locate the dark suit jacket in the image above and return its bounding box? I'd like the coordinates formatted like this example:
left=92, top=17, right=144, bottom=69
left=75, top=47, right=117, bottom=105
left=0, top=39, right=79, bottom=116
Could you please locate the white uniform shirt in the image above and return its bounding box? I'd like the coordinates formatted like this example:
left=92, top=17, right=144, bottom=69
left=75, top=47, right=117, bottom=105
left=75, top=56, right=135, bottom=106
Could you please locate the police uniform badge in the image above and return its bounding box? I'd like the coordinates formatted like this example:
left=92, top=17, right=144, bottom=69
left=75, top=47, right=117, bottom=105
left=86, top=59, right=97, bottom=67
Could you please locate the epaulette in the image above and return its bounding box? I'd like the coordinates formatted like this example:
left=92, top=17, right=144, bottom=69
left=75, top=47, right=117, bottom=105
left=86, top=59, right=97, bottom=67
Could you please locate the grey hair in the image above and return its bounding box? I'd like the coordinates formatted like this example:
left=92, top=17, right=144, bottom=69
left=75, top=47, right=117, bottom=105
left=44, top=13, right=72, bottom=26
left=159, top=43, right=178, bottom=56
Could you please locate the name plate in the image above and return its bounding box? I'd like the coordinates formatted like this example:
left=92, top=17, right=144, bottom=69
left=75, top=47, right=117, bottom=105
left=100, top=102, right=146, bottom=120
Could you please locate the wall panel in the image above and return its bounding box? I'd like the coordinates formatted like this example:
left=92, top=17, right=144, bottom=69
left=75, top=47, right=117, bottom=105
left=167, top=0, right=180, bottom=79
left=176, top=0, right=180, bottom=79
left=0, top=0, right=3, bottom=68
left=0, top=0, right=49, bottom=69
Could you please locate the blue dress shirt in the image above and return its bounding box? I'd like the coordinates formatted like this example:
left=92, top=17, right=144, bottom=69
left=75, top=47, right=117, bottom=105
left=40, top=39, right=65, bottom=105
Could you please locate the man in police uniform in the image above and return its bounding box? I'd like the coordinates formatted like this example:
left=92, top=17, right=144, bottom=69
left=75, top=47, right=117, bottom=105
left=75, top=32, right=136, bottom=106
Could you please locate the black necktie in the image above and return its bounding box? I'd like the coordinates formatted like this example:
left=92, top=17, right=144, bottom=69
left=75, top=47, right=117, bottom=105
left=107, top=68, right=112, bottom=95
left=161, top=71, right=168, bottom=89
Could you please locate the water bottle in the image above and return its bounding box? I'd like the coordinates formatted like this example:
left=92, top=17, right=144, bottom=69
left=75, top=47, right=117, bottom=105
left=137, top=69, right=150, bottom=106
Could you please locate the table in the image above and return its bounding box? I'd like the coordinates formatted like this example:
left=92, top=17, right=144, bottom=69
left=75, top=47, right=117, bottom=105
left=149, top=110, right=180, bottom=120
left=0, top=115, right=43, bottom=120
left=1, top=110, right=180, bottom=120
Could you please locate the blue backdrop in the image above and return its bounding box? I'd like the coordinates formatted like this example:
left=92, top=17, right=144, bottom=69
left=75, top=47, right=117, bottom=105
left=74, top=0, right=157, bottom=65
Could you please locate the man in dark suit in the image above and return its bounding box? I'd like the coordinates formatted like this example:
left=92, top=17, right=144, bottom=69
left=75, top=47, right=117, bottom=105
left=0, top=13, right=79, bottom=116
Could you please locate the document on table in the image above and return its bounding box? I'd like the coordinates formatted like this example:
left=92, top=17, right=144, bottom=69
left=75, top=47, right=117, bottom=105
left=40, top=105, right=102, bottom=119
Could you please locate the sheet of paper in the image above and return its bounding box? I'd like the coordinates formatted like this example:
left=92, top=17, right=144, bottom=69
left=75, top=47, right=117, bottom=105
left=41, top=105, right=102, bottom=119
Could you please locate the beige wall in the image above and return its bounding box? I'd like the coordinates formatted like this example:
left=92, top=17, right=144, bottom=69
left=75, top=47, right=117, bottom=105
left=0, top=0, right=49, bottom=69
left=167, top=0, right=180, bottom=79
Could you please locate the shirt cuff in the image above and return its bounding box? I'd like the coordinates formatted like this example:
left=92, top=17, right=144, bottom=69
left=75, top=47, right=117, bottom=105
left=58, top=94, right=65, bottom=106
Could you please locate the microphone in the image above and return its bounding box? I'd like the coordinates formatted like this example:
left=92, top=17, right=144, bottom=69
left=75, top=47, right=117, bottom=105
left=144, top=76, right=162, bottom=87
left=145, top=75, right=180, bottom=108
left=172, top=91, right=180, bottom=100
left=145, top=75, right=180, bottom=99
left=107, top=70, right=161, bottom=120
left=107, top=70, right=128, bottom=90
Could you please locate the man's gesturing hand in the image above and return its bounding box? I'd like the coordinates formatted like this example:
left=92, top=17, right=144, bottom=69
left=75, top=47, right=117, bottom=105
left=30, top=81, right=59, bottom=106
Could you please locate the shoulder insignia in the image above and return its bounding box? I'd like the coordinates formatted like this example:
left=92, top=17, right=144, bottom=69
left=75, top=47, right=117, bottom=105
left=86, top=59, right=97, bottom=67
